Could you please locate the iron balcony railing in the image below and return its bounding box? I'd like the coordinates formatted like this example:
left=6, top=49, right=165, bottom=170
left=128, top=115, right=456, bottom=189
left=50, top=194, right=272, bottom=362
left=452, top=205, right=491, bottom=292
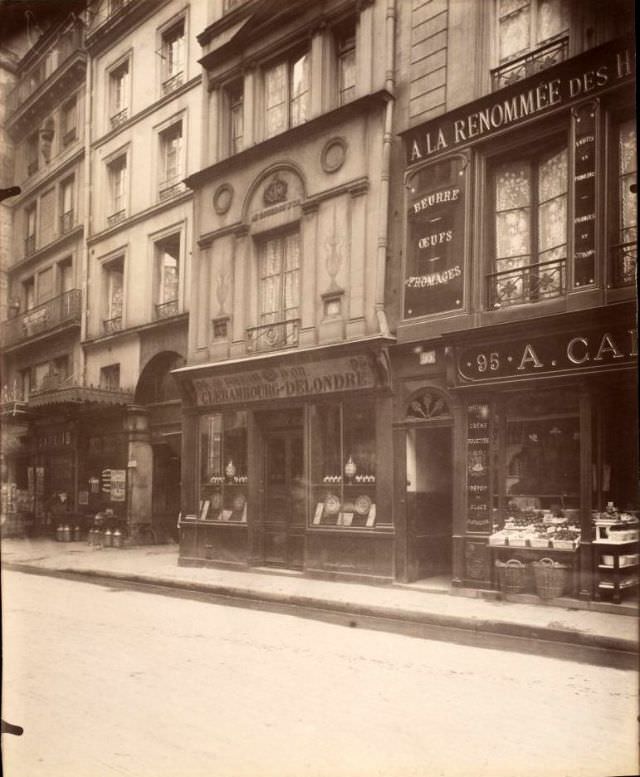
left=1, top=289, right=81, bottom=348
left=103, top=315, right=123, bottom=335
left=162, top=72, right=184, bottom=95
left=609, top=241, right=637, bottom=288
left=110, top=107, right=129, bottom=129
left=491, top=36, right=569, bottom=91
left=155, top=299, right=179, bottom=320
left=159, top=176, right=186, bottom=201
left=246, top=318, right=300, bottom=352
left=107, top=210, right=126, bottom=227
left=487, top=257, right=566, bottom=309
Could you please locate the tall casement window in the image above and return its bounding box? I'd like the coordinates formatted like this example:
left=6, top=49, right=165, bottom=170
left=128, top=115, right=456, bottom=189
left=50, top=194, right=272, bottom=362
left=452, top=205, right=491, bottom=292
left=264, top=51, right=309, bottom=138
left=109, top=60, right=129, bottom=127
left=610, top=119, right=637, bottom=287
left=489, top=144, right=568, bottom=308
left=227, top=80, right=244, bottom=154
left=493, top=0, right=569, bottom=89
left=23, top=277, right=35, bottom=310
left=107, top=154, right=127, bottom=224
left=155, top=234, right=180, bottom=319
left=58, top=258, right=73, bottom=294
left=161, top=19, right=185, bottom=93
left=159, top=122, right=183, bottom=198
left=103, top=258, right=124, bottom=333
left=37, top=266, right=54, bottom=303
left=336, top=22, right=356, bottom=105
left=26, top=132, right=39, bottom=176
left=60, top=177, right=74, bottom=234
left=24, top=204, right=37, bottom=256
left=62, top=98, right=77, bottom=146
left=252, top=232, right=300, bottom=350
left=100, top=363, right=121, bottom=390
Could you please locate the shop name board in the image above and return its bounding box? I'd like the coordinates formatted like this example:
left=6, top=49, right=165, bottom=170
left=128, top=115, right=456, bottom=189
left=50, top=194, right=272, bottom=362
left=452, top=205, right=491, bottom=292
left=192, top=354, right=377, bottom=406
left=458, top=327, right=637, bottom=384
left=405, top=38, right=634, bottom=164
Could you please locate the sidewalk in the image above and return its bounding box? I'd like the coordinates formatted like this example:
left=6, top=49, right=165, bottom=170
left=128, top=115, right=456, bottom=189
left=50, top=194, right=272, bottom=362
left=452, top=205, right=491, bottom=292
left=2, top=538, right=637, bottom=663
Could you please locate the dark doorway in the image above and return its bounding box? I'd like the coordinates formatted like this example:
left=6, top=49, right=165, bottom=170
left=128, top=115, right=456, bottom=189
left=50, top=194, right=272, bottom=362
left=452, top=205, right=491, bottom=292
left=406, top=425, right=453, bottom=581
left=262, top=429, right=305, bottom=568
left=152, top=439, right=181, bottom=541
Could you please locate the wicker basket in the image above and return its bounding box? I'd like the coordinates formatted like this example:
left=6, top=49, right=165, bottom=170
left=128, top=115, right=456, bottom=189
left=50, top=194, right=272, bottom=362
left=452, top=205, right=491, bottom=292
left=533, top=557, right=569, bottom=600
left=495, top=559, right=528, bottom=594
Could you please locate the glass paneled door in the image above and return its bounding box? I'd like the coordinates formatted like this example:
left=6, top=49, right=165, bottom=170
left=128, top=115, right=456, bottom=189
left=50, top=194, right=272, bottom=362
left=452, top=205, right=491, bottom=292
left=263, top=429, right=305, bottom=568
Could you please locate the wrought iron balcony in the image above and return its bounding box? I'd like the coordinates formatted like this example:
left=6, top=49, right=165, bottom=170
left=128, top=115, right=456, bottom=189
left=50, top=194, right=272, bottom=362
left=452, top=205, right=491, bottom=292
left=103, top=315, right=123, bottom=335
left=0, top=289, right=81, bottom=348
left=24, top=234, right=36, bottom=256
left=491, top=36, right=569, bottom=91
left=107, top=210, right=126, bottom=227
left=487, top=257, right=566, bottom=309
left=60, top=210, right=74, bottom=234
left=609, top=241, right=637, bottom=288
left=155, top=299, right=179, bottom=320
left=162, top=72, right=184, bottom=95
left=246, top=318, right=300, bottom=352
left=158, top=176, right=186, bottom=201
left=110, top=107, right=129, bottom=129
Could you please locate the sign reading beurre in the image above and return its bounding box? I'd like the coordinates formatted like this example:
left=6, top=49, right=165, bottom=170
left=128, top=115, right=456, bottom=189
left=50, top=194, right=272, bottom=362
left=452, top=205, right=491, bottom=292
left=404, top=157, right=466, bottom=317
left=192, top=354, right=378, bottom=406
left=457, top=326, right=637, bottom=384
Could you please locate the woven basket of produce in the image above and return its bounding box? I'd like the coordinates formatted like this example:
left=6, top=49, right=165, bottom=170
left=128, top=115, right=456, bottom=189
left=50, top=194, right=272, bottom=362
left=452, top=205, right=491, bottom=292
left=532, top=557, right=569, bottom=600
left=495, top=559, right=528, bottom=594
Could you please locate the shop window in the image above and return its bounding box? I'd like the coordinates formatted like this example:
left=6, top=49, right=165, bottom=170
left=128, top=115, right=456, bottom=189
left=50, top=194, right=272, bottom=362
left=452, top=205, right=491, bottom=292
left=100, top=364, right=120, bottom=391
left=249, top=232, right=300, bottom=351
left=103, top=257, right=124, bottom=333
left=492, top=0, right=569, bottom=90
left=24, top=203, right=37, bottom=256
left=107, top=154, right=127, bottom=224
left=60, top=177, right=74, bottom=234
left=62, top=98, right=77, bottom=146
left=109, top=59, right=129, bottom=127
left=159, top=121, right=183, bottom=199
left=336, top=21, right=356, bottom=105
left=609, top=119, right=637, bottom=288
left=161, top=19, right=185, bottom=94
left=154, top=233, right=180, bottom=319
left=309, top=400, right=377, bottom=528
left=199, top=412, right=248, bottom=522
left=488, top=143, right=568, bottom=309
left=264, top=50, right=309, bottom=139
left=226, top=80, right=244, bottom=155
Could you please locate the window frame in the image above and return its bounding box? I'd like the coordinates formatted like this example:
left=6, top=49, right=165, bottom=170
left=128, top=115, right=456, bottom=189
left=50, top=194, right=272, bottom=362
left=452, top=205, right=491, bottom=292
left=106, top=152, right=128, bottom=223
left=108, top=55, right=131, bottom=127
left=608, top=113, right=637, bottom=289
left=61, top=97, right=77, bottom=146
left=158, top=120, right=184, bottom=194
left=153, top=231, right=181, bottom=318
left=160, top=17, right=186, bottom=92
left=486, top=134, right=569, bottom=309
left=335, top=20, right=356, bottom=106
left=24, top=203, right=37, bottom=255
left=263, top=47, right=310, bottom=140
left=226, top=79, right=244, bottom=155
left=100, top=363, right=121, bottom=391
left=102, top=256, right=125, bottom=331
left=60, top=176, right=75, bottom=234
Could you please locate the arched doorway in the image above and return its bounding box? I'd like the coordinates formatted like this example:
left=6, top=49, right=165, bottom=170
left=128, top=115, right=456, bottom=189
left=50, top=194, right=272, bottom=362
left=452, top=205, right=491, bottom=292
left=135, top=351, right=184, bottom=540
left=403, top=388, right=454, bottom=582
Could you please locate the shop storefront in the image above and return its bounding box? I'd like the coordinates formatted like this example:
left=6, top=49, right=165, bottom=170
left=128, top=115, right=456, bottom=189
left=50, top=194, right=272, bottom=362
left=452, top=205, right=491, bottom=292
left=174, top=342, right=395, bottom=582
left=447, top=304, right=638, bottom=602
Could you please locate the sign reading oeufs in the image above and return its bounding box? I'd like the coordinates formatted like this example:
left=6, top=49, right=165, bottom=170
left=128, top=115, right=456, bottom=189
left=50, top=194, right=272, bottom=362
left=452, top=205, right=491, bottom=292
left=457, top=326, right=637, bottom=384
left=404, top=157, right=465, bottom=317
left=192, top=354, right=378, bottom=407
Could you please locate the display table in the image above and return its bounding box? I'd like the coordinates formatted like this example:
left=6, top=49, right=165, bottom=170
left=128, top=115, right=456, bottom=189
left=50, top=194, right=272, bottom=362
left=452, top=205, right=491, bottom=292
left=179, top=518, right=249, bottom=567
left=490, top=544, right=580, bottom=598
left=593, top=539, right=639, bottom=603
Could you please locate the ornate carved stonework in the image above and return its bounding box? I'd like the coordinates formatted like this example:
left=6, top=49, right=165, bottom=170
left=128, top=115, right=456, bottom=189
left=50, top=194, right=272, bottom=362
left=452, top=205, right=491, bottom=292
left=405, top=389, right=451, bottom=421
left=263, top=174, right=288, bottom=206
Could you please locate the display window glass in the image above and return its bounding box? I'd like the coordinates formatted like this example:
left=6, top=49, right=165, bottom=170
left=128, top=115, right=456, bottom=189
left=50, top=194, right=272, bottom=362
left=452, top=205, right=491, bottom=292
left=199, top=411, right=248, bottom=522
left=309, top=400, right=377, bottom=528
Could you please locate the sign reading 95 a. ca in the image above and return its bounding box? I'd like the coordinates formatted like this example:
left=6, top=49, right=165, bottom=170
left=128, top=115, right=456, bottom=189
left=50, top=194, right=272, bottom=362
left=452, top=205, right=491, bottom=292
left=457, top=327, right=637, bottom=384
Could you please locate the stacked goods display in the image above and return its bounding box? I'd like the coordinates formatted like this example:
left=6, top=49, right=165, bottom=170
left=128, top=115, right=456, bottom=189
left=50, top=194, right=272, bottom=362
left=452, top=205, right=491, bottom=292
left=488, top=503, right=580, bottom=549
left=593, top=504, right=639, bottom=601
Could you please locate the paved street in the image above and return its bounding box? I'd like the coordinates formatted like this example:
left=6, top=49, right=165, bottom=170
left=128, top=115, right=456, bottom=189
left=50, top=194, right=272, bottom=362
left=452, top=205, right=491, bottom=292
left=2, top=570, right=637, bottom=777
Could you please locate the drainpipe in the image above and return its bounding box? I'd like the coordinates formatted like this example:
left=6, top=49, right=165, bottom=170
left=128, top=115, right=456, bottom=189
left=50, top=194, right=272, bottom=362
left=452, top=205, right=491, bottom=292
left=375, top=0, right=395, bottom=339
left=80, top=36, right=92, bottom=384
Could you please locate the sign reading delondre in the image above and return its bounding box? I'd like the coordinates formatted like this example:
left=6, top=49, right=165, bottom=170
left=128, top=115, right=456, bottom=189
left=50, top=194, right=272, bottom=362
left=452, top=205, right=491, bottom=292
left=404, top=157, right=466, bottom=318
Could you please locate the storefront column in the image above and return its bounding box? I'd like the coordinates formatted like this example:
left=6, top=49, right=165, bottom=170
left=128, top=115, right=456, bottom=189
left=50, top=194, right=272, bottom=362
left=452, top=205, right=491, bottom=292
left=125, top=405, right=152, bottom=530
left=578, top=387, right=593, bottom=600
left=393, top=425, right=409, bottom=581
left=451, top=402, right=467, bottom=587
left=230, top=228, right=249, bottom=357
left=346, top=188, right=366, bottom=338
left=300, top=204, right=319, bottom=346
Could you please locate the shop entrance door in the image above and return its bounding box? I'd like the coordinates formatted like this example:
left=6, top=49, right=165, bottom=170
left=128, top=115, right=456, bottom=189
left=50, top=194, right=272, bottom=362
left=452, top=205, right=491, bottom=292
left=406, top=425, right=453, bottom=581
left=263, top=429, right=305, bottom=568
